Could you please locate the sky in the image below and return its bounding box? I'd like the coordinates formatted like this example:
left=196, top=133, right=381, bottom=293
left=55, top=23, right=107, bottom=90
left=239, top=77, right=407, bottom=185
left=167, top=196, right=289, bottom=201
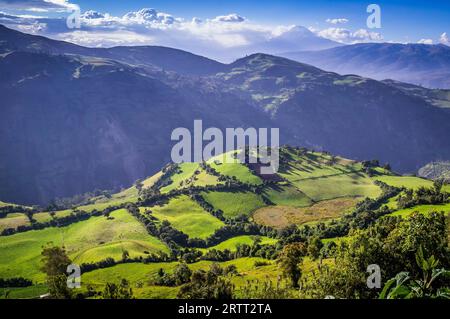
left=0, top=0, right=449, bottom=61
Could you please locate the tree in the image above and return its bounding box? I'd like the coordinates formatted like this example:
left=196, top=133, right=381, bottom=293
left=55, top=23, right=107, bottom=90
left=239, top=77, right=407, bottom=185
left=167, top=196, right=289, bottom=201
left=177, top=264, right=234, bottom=299
left=40, top=245, right=72, bottom=299
left=277, top=243, right=306, bottom=287
left=307, top=236, right=323, bottom=260
left=174, top=263, right=192, bottom=286
left=102, top=279, right=134, bottom=299
left=122, top=250, right=130, bottom=261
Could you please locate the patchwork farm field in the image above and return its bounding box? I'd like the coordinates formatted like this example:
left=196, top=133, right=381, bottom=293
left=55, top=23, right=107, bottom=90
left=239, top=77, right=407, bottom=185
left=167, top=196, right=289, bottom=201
left=145, top=195, right=224, bottom=239
left=262, top=183, right=313, bottom=207
left=291, top=173, right=382, bottom=201
left=387, top=202, right=450, bottom=218
left=0, top=213, right=30, bottom=232
left=201, top=190, right=266, bottom=218
left=0, top=209, right=168, bottom=281
left=200, top=235, right=278, bottom=253
left=208, top=151, right=263, bottom=185
left=1, top=147, right=449, bottom=299
left=81, top=257, right=280, bottom=298
left=253, top=197, right=359, bottom=228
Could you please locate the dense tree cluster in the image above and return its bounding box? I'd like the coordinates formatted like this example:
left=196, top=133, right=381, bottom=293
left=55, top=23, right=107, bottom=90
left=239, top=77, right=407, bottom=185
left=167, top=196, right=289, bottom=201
left=397, top=180, right=449, bottom=209
left=300, top=212, right=450, bottom=298
left=177, top=263, right=235, bottom=299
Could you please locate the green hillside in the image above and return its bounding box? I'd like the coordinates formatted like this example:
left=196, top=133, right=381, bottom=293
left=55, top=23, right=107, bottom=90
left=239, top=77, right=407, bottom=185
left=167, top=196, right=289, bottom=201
left=1, top=146, right=449, bottom=299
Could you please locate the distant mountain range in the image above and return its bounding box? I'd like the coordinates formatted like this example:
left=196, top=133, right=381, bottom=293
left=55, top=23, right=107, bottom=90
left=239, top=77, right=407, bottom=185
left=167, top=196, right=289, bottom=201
left=1, top=25, right=450, bottom=204
left=281, top=43, right=450, bottom=89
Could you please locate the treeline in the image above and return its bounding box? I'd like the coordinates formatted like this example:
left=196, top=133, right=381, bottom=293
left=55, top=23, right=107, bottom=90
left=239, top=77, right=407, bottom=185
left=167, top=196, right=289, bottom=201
left=201, top=242, right=278, bottom=262
left=397, top=180, right=449, bottom=209
left=0, top=277, right=32, bottom=288
left=79, top=252, right=173, bottom=273
left=45, top=188, right=114, bottom=211
left=0, top=205, right=37, bottom=218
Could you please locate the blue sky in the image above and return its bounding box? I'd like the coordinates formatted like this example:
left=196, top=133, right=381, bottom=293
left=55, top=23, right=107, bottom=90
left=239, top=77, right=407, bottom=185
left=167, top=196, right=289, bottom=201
left=0, top=0, right=449, bottom=61
left=36, top=0, right=449, bottom=42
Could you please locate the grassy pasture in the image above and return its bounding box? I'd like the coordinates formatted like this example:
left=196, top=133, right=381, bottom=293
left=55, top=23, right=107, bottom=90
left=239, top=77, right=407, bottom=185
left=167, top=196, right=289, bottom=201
left=0, top=209, right=168, bottom=282
left=200, top=235, right=277, bottom=253
left=293, top=173, right=382, bottom=201
left=208, top=151, right=262, bottom=185
left=373, top=175, right=434, bottom=190
left=0, top=284, right=47, bottom=299
left=0, top=213, right=30, bottom=232
left=387, top=203, right=450, bottom=218
left=148, top=195, right=224, bottom=239
left=160, top=163, right=199, bottom=193
left=262, top=183, right=313, bottom=207
left=190, top=169, right=222, bottom=187
left=201, top=191, right=266, bottom=218
left=81, top=257, right=277, bottom=298
left=278, top=150, right=361, bottom=181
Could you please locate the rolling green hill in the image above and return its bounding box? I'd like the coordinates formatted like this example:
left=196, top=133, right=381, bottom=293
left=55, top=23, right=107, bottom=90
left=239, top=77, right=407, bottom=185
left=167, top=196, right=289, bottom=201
left=0, top=146, right=449, bottom=299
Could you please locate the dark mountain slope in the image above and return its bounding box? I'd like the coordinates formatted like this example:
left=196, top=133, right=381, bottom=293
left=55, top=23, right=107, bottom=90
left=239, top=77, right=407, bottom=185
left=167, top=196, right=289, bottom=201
left=281, top=43, right=450, bottom=89
left=0, top=24, right=226, bottom=76
left=1, top=27, right=450, bottom=204
left=217, top=54, right=450, bottom=171
left=0, top=51, right=269, bottom=204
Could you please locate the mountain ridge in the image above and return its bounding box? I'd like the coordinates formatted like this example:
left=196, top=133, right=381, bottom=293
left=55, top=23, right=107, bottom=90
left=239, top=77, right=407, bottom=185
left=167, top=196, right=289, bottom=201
left=1, top=25, right=450, bottom=204
left=281, top=42, right=450, bottom=89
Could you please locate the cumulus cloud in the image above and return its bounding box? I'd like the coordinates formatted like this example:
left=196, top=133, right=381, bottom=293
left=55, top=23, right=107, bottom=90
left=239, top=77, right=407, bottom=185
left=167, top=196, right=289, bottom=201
left=122, top=8, right=178, bottom=25
left=440, top=32, right=449, bottom=46
left=81, top=10, right=105, bottom=20
left=0, top=7, right=388, bottom=61
left=316, top=27, right=383, bottom=43
left=417, top=38, right=433, bottom=45
left=326, top=18, right=348, bottom=24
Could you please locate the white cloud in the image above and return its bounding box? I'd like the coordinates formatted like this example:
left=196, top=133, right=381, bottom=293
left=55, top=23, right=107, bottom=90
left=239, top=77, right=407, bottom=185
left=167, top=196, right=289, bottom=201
left=81, top=10, right=105, bottom=20
left=122, top=8, right=178, bottom=25
left=0, top=7, right=390, bottom=61
left=212, top=13, right=245, bottom=23
left=326, top=18, right=348, bottom=25
left=0, top=0, right=77, bottom=12
left=317, top=27, right=383, bottom=43
left=440, top=32, right=449, bottom=46
left=417, top=38, right=433, bottom=45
